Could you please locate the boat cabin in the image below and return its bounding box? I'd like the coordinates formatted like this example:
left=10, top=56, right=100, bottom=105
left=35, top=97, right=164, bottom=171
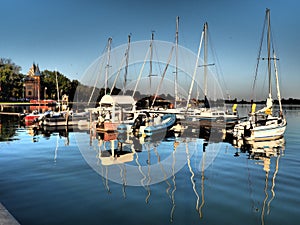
left=98, top=95, right=136, bottom=123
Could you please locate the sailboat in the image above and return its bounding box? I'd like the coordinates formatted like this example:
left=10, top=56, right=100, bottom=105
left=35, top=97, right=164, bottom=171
left=186, top=22, right=238, bottom=127
left=233, top=8, right=287, bottom=144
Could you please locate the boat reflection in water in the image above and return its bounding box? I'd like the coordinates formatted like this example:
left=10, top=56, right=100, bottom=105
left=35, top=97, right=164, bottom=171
left=81, top=129, right=207, bottom=222
left=26, top=121, right=286, bottom=224
left=234, top=137, right=285, bottom=225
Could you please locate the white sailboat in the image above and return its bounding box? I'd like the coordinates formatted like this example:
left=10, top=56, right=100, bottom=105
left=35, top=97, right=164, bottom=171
left=233, top=8, right=287, bottom=144
left=186, top=22, right=238, bottom=125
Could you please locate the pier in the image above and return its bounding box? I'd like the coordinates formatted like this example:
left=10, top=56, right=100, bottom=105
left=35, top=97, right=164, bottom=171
left=0, top=112, right=23, bottom=117
left=0, top=203, right=20, bottom=225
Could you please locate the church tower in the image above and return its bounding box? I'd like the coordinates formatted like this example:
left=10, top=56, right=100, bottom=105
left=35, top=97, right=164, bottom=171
left=24, top=63, right=41, bottom=100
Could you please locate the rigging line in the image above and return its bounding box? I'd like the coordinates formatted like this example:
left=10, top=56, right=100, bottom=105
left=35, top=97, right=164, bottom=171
left=88, top=56, right=105, bottom=105
left=110, top=53, right=127, bottom=94
left=153, top=40, right=164, bottom=80
left=132, top=46, right=151, bottom=97
left=88, top=39, right=111, bottom=105
left=151, top=45, right=175, bottom=108
left=259, top=66, right=268, bottom=100
left=251, top=12, right=267, bottom=100
left=186, top=24, right=205, bottom=110
left=207, top=27, right=229, bottom=97
left=273, top=50, right=283, bottom=113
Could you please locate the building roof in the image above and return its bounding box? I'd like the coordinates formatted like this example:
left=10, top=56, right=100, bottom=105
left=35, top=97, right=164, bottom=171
left=27, top=63, right=41, bottom=76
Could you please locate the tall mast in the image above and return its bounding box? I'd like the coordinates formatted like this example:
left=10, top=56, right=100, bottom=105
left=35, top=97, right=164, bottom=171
left=204, top=22, right=208, bottom=98
left=149, top=32, right=154, bottom=94
left=266, top=8, right=272, bottom=98
left=174, top=16, right=179, bottom=108
left=105, top=37, right=112, bottom=95
left=123, top=34, right=131, bottom=94
left=186, top=24, right=204, bottom=110
left=55, top=70, right=60, bottom=112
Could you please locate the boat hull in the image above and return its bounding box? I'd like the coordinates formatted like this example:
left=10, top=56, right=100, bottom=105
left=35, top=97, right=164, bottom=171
left=24, top=115, right=40, bottom=125
left=144, top=114, right=176, bottom=136
left=233, top=117, right=287, bottom=144
left=245, top=122, right=287, bottom=143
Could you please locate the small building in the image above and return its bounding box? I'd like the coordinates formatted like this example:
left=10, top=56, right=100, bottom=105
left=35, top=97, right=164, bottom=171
left=24, top=63, right=41, bottom=100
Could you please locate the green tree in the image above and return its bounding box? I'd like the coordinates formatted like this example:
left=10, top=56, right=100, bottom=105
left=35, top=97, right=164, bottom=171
left=0, top=58, right=23, bottom=101
left=41, top=70, right=80, bottom=103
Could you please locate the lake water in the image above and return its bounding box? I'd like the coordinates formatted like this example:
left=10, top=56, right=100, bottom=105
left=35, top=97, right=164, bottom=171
left=0, top=108, right=300, bottom=225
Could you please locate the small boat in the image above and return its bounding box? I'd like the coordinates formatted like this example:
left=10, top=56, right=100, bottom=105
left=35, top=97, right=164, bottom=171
left=24, top=110, right=51, bottom=126
left=144, top=113, right=176, bottom=136
left=188, top=106, right=238, bottom=125
left=233, top=9, right=287, bottom=144
left=131, top=112, right=176, bottom=137
left=41, top=110, right=88, bottom=127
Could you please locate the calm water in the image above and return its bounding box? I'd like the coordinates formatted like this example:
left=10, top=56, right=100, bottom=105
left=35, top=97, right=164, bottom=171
left=0, top=109, right=300, bottom=225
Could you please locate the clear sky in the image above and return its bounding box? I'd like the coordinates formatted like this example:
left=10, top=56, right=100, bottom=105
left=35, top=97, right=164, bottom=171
left=1, top=0, right=300, bottom=100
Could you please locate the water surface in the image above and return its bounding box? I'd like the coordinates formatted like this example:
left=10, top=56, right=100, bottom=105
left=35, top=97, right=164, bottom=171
left=0, top=109, right=299, bottom=225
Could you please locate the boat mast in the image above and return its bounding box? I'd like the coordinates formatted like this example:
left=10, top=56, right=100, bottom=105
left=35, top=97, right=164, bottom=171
left=204, top=22, right=208, bottom=98
left=186, top=24, right=204, bottom=110
left=123, top=34, right=131, bottom=94
left=174, top=16, right=179, bottom=108
left=266, top=9, right=272, bottom=99
left=55, top=70, right=60, bottom=112
left=105, top=37, right=112, bottom=95
left=149, top=32, right=154, bottom=95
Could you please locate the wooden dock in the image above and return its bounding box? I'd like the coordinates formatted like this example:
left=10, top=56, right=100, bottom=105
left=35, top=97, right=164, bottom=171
left=0, top=112, right=23, bottom=117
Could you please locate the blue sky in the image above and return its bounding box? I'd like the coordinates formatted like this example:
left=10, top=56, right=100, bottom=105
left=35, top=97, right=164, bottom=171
left=1, top=0, right=300, bottom=99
